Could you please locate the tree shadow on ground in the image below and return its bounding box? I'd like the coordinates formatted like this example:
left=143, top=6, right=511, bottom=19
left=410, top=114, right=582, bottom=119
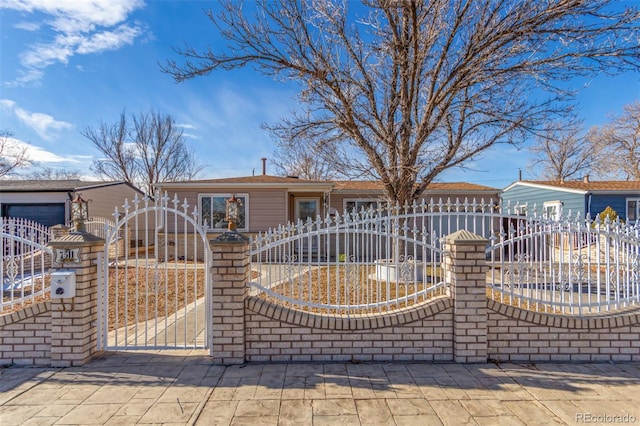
left=1, top=350, right=639, bottom=398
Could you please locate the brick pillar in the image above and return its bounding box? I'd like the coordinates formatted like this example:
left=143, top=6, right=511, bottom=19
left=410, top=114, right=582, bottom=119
left=444, top=230, right=489, bottom=363
left=47, top=232, right=105, bottom=367
left=210, top=233, right=250, bottom=365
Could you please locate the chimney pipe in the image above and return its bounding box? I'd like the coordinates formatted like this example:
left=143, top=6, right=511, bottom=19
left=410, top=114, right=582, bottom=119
left=261, top=157, right=267, bottom=175
left=583, top=174, right=589, bottom=183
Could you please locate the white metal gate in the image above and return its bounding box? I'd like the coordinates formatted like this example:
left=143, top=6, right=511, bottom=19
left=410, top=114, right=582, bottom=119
left=1, top=217, right=53, bottom=314
left=98, top=193, right=212, bottom=352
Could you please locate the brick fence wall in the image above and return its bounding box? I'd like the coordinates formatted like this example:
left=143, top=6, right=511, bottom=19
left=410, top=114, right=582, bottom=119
left=0, top=232, right=103, bottom=367
left=212, top=230, right=640, bottom=365
left=2, top=229, right=639, bottom=367
left=0, top=302, right=51, bottom=366
left=487, top=300, right=640, bottom=362
left=245, top=297, right=453, bottom=362
left=237, top=295, right=640, bottom=364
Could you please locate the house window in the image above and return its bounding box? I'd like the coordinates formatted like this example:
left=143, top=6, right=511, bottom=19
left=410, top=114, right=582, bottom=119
left=514, top=205, right=528, bottom=216
left=543, top=201, right=562, bottom=220
left=199, top=194, right=248, bottom=231
left=627, top=198, right=640, bottom=223
left=295, top=198, right=319, bottom=222
left=344, top=199, right=387, bottom=215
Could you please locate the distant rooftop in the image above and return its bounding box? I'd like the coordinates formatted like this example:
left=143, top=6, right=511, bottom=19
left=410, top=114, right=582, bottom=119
left=0, top=179, right=131, bottom=192
left=165, top=175, right=327, bottom=185
left=514, top=180, right=640, bottom=192
left=160, top=175, right=499, bottom=194
left=333, top=180, right=499, bottom=192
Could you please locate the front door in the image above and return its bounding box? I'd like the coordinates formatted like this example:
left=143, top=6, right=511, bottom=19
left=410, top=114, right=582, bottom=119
left=295, top=197, right=320, bottom=222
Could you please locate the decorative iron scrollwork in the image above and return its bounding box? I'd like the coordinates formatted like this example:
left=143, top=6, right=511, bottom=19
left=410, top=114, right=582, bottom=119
left=3, top=255, right=20, bottom=287
left=398, top=255, right=415, bottom=283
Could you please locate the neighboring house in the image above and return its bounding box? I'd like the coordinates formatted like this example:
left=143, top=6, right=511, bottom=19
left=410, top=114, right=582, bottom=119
left=156, top=174, right=500, bottom=235
left=0, top=179, right=144, bottom=227
left=501, top=177, right=640, bottom=222
left=330, top=180, right=500, bottom=216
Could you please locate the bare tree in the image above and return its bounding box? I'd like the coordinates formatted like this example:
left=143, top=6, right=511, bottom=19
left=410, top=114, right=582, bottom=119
left=272, top=136, right=345, bottom=180
left=25, top=167, right=82, bottom=180
left=131, top=111, right=204, bottom=194
left=528, top=119, right=593, bottom=181
left=588, top=102, right=640, bottom=180
left=82, top=110, right=204, bottom=196
left=83, top=112, right=137, bottom=185
left=0, top=130, right=31, bottom=178
left=163, top=0, right=640, bottom=206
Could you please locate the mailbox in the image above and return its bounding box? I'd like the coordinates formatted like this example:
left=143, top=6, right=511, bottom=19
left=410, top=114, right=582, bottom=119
left=51, top=270, right=76, bottom=298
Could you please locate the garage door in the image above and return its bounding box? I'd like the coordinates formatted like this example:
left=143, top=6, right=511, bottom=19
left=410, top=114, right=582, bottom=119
left=3, top=204, right=66, bottom=227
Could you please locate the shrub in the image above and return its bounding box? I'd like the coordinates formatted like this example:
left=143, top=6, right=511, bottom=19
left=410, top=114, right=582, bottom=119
left=598, top=206, right=623, bottom=224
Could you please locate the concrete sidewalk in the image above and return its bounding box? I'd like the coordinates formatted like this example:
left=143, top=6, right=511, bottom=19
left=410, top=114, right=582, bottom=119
left=1, top=351, right=639, bottom=425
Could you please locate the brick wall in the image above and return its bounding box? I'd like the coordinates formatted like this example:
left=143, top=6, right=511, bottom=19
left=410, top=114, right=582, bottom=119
left=207, top=230, right=640, bottom=365
left=3, top=229, right=640, bottom=367
left=240, top=297, right=640, bottom=364
left=211, top=236, right=250, bottom=365
left=0, top=232, right=103, bottom=368
left=0, top=302, right=51, bottom=366
left=487, top=300, right=640, bottom=362
left=245, top=297, right=453, bottom=362
left=49, top=241, right=102, bottom=367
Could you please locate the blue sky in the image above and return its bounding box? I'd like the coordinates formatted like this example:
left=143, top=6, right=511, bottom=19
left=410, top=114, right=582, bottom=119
left=0, top=0, right=639, bottom=190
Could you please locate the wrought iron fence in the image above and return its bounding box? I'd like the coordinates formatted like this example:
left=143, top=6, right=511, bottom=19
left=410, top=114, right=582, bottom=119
left=1, top=217, right=53, bottom=313
left=84, top=217, right=115, bottom=240
left=487, top=215, right=640, bottom=315
left=250, top=199, right=640, bottom=316
left=249, top=198, right=506, bottom=314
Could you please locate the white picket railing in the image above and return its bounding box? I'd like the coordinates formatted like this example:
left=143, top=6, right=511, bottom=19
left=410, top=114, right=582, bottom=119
left=84, top=217, right=115, bottom=240
left=487, top=215, right=640, bottom=315
left=249, top=198, right=504, bottom=314
left=1, top=217, right=53, bottom=313
left=250, top=199, right=640, bottom=316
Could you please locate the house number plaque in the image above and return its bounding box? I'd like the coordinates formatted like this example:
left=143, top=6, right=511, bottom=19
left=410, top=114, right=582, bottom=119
left=55, top=248, right=81, bottom=263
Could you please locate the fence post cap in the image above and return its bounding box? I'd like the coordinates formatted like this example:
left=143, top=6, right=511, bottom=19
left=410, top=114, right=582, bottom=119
left=47, top=231, right=105, bottom=247
left=212, top=231, right=249, bottom=244
left=444, top=229, right=487, bottom=244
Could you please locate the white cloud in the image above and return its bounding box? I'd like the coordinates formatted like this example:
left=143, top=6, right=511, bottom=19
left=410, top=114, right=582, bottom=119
left=177, top=123, right=197, bottom=130
left=6, top=138, right=96, bottom=183
left=0, top=0, right=147, bottom=86
left=76, top=24, right=142, bottom=54
left=21, top=36, right=75, bottom=69
left=13, top=21, right=40, bottom=31
left=2, top=136, right=69, bottom=163
left=0, top=99, right=16, bottom=110
left=1, top=98, right=73, bottom=140
left=182, top=133, right=199, bottom=140
left=25, top=143, right=72, bottom=163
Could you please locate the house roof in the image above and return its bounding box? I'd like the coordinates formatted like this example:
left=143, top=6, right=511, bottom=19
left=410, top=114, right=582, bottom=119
left=503, top=180, right=640, bottom=194
left=167, top=175, right=330, bottom=184
left=333, top=180, right=499, bottom=193
left=0, top=179, right=134, bottom=193
left=157, top=176, right=499, bottom=195
left=157, top=175, right=334, bottom=191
